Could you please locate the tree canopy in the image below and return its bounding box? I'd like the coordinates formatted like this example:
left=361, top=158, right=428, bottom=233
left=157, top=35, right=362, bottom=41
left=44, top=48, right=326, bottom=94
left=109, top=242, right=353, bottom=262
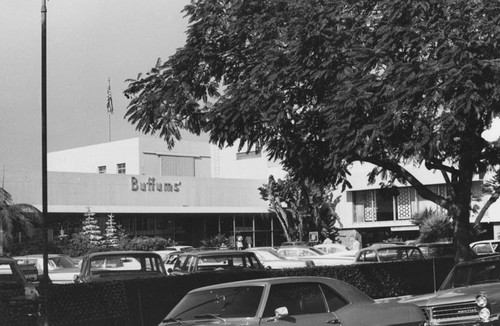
left=124, top=0, right=500, bottom=261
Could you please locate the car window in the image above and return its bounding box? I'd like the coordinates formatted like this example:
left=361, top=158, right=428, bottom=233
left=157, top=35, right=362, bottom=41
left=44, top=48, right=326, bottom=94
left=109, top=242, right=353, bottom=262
left=49, top=256, right=76, bottom=269
left=263, top=283, right=327, bottom=317
left=441, top=260, right=500, bottom=290
left=174, top=255, right=191, bottom=272
left=473, top=244, right=494, bottom=255
left=358, top=250, right=376, bottom=262
left=166, top=254, right=179, bottom=264
left=168, top=286, right=263, bottom=319
left=0, top=262, right=25, bottom=283
left=319, top=284, right=348, bottom=311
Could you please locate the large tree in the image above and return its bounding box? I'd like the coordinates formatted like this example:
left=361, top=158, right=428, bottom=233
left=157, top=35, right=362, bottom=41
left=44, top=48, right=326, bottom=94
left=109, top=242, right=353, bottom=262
left=124, top=0, right=500, bottom=261
left=0, top=187, right=42, bottom=255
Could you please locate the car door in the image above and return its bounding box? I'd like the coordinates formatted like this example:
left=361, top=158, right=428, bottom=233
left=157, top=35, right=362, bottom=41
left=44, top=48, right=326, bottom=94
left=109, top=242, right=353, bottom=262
left=260, top=282, right=338, bottom=325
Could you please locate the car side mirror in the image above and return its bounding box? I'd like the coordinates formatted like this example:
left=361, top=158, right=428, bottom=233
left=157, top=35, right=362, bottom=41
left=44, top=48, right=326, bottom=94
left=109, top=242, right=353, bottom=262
left=275, top=306, right=289, bottom=319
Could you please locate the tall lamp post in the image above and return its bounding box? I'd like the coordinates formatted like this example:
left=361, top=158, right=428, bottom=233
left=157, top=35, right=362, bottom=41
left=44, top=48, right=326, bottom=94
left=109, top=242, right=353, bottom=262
left=41, top=0, right=49, bottom=290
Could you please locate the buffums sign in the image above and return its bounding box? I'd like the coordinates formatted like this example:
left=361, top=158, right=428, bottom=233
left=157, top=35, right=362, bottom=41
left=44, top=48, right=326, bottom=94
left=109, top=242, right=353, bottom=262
left=131, top=176, right=182, bottom=193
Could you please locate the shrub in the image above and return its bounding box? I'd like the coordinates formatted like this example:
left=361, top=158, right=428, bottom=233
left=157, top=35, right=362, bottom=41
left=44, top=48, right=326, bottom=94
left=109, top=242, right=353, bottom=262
left=123, top=236, right=173, bottom=251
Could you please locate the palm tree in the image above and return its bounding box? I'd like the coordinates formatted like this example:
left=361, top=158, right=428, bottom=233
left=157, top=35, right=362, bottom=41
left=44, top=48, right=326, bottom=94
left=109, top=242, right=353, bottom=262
left=0, top=187, right=42, bottom=255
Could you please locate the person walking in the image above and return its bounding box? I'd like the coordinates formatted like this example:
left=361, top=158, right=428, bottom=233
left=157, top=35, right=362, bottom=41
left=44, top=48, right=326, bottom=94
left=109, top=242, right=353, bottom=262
left=236, top=234, right=244, bottom=250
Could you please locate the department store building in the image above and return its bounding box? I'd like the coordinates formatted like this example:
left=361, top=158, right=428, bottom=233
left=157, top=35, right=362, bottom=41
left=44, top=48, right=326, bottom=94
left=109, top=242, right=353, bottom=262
left=5, top=134, right=499, bottom=248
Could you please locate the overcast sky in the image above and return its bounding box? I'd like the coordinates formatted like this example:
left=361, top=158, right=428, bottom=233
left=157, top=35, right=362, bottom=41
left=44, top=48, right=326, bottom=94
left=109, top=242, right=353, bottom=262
left=0, top=0, right=189, bottom=172
left=3, top=0, right=500, bottom=175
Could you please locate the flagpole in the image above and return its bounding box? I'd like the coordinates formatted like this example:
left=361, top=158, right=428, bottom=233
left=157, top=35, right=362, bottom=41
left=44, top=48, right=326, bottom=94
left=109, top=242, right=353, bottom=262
left=109, top=111, right=111, bottom=142
left=107, top=77, right=113, bottom=142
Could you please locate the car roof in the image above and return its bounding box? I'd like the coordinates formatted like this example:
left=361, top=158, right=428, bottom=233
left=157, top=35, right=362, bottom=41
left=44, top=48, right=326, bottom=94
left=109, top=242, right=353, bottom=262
left=361, top=244, right=420, bottom=251
left=0, top=256, right=17, bottom=263
left=454, top=253, right=500, bottom=267
left=180, top=250, right=256, bottom=256
left=187, top=276, right=374, bottom=302
left=13, top=254, right=71, bottom=259
left=470, top=240, right=500, bottom=245
left=85, top=251, right=161, bottom=258
left=416, top=242, right=453, bottom=246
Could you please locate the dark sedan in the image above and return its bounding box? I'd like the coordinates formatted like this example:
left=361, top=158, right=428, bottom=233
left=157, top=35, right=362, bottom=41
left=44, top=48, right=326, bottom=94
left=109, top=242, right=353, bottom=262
left=74, top=251, right=167, bottom=283
left=160, top=276, right=425, bottom=326
left=168, top=250, right=264, bottom=275
left=399, top=254, right=500, bottom=325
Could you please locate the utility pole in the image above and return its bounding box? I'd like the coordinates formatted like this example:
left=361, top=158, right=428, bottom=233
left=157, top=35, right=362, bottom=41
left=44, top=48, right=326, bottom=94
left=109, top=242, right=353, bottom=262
left=41, top=0, right=49, bottom=294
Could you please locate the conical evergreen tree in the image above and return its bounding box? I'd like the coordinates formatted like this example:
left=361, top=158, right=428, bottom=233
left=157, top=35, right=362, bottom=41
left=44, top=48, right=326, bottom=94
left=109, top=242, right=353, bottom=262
left=81, top=208, right=102, bottom=245
left=104, top=213, right=118, bottom=247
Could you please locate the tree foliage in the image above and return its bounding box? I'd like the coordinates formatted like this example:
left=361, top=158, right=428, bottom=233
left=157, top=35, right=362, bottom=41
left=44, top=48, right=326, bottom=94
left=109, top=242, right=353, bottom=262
left=124, top=0, right=500, bottom=261
left=412, top=208, right=453, bottom=243
left=0, top=187, right=42, bottom=255
left=259, top=175, right=341, bottom=242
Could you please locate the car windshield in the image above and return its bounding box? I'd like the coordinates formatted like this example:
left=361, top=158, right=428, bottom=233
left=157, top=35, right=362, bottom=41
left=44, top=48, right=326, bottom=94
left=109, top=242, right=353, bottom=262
left=376, top=248, right=422, bottom=261
left=167, top=286, right=263, bottom=320
left=253, top=250, right=283, bottom=261
left=441, top=260, right=500, bottom=290
left=49, top=256, right=77, bottom=269
left=306, top=248, right=325, bottom=256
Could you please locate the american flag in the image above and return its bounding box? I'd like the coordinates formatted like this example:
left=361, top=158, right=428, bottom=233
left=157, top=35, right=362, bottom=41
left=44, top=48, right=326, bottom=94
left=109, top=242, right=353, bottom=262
left=106, top=79, right=114, bottom=115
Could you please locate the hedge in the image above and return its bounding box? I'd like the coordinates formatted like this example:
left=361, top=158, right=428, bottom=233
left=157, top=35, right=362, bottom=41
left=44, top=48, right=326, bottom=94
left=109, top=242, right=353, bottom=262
left=10, top=257, right=454, bottom=326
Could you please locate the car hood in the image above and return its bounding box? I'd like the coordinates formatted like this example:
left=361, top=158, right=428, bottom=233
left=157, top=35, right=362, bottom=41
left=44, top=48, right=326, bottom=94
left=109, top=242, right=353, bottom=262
left=400, top=283, right=500, bottom=306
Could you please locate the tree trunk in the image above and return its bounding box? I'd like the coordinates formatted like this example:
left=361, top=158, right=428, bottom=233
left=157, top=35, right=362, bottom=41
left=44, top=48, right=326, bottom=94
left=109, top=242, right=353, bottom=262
left=453, top=214, right=474, bottom=263
left=0, top=223, right=3, bottom=256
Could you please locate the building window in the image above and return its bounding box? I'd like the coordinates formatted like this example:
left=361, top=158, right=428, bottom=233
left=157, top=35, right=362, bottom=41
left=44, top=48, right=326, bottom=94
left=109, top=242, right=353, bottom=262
left=117, top=163, right=126, bottom=174
left=352, top=188, right=398, bottom=222
left=236, top=151, right=262, bottom=160
left=98, top=166, right=106, bottom=174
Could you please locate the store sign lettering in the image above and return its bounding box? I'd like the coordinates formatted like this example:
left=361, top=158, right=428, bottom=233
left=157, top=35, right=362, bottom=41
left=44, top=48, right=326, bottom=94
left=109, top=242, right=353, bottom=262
left=131, top=177, right=181, bottom=193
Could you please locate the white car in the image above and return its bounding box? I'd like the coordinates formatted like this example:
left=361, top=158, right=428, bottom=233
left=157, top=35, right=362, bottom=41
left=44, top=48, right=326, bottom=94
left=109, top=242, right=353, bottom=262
left=246, top=248, right=314, bottom=269
left=277, top=246, right=355, bottom=266
left=13, top=254, right=80, bottom=284
left=314, top=243, right=348, bottom=254
left=470, top=240, right=500, bottom=256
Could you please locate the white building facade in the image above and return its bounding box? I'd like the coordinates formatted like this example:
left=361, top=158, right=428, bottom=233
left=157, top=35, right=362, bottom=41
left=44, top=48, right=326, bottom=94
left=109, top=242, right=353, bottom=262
left=5, top=134, right=495, bottom=248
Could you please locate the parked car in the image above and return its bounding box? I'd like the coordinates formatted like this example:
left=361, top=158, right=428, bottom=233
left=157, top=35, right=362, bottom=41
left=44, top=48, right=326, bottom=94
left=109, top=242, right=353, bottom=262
left=277, top=246, right=355, bottom=266
left=246, top=247, right=314, bottom=269
left=354, top=245, right=425, bottom=263
left=416, top=242, right=455, bottom=259
left=314, top=243, right=348, bottom=254
left=159, top=276, right=425, bottom=326
left=279, top=241, right=309, bottom=247
left=73, top=251, right=167, bottom=283
left=470, top=239, right=500, bottom=256
left=0, top=256, right=38, bottom=299
left=13, top=254, right=80, bottom=284
left=169, top=250, right=264, bottom=275
left=399, top=254, right=500, bottom=325
left=154, top=246, right=194, bottom=260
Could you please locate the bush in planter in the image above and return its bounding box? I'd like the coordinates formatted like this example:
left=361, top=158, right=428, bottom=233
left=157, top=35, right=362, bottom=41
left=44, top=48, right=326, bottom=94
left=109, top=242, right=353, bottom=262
left=123, top=236, right=173, bottom=251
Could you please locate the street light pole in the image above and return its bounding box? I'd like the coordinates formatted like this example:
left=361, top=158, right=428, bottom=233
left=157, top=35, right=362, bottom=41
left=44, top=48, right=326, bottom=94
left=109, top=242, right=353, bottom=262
left=41, top=0, right=49, bottom=290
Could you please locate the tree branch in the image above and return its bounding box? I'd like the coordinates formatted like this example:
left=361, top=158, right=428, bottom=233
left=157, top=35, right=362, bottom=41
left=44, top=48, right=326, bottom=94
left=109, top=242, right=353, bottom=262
left=361, top=157, right=451, bottom=209
left=474, top=192, right=500, bottom=226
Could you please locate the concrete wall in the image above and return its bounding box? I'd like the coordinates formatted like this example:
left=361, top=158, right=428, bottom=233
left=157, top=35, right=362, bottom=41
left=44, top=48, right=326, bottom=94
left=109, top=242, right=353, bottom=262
left=3, top=169, right=268, bottom=215
left=48, top=138, right=141, bottom=174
